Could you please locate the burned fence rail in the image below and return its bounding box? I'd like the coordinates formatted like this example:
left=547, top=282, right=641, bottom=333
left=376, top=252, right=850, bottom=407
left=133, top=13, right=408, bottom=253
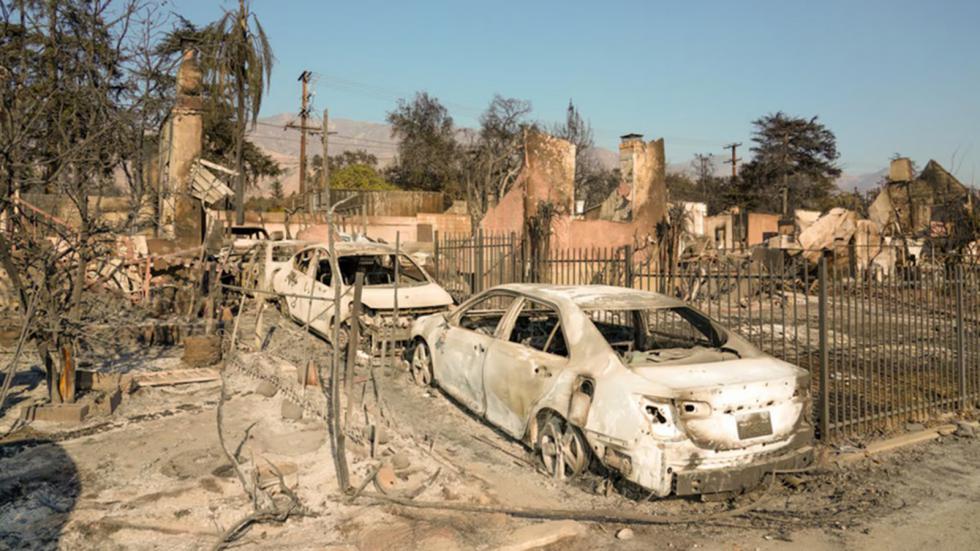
left=432, top=232, right=980, bottom=442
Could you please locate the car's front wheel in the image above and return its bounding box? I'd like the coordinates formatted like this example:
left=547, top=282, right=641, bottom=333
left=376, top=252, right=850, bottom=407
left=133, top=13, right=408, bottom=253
left=329, top=322, right=350, bottom=354
left=537, top=415, right=589, bottom=480
left=410, top=340, right=434, bottom=386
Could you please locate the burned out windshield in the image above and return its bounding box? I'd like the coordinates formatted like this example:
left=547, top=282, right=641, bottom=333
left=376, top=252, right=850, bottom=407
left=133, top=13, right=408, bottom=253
left=337, top=254, right=428, bottom=286
left=585, top=307, right=733, bottom=365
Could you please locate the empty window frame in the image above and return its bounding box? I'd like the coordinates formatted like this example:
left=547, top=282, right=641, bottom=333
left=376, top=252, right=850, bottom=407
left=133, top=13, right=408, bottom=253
left=509, top=300, right=568, bottom=357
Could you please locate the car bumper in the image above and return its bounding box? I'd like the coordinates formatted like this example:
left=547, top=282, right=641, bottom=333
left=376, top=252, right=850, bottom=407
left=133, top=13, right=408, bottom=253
left=672, top=444, right=815, bottom=496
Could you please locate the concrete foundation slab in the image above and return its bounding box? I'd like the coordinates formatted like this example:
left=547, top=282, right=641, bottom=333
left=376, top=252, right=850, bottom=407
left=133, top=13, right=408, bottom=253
left=20, top=403, right=90, bottom=424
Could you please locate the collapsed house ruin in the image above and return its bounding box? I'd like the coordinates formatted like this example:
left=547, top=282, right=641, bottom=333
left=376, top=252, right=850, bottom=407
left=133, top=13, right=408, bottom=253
left=869, top=158, right=976, bottom=242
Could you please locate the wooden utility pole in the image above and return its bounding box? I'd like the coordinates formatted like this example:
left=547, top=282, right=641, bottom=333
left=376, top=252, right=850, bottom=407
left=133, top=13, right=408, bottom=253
left=723, top=142, right=742, bottom=181
left=321, top=109, right=330, bottom=190
left=318, top=109, right=337, bottom=211
left=297, top=70, right=311, bottom=200
left=321, top=108, right=330, bottom=204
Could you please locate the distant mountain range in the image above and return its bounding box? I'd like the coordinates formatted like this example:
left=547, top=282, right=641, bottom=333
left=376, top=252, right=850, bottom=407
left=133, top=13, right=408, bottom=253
left=836, top=168, right=888, bottom=193
left=247, top=113, right=886, bottom=197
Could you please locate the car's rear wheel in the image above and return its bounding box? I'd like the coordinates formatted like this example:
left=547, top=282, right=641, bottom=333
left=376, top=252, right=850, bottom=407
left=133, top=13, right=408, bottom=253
left=537, top=416, right=589, bottom=480
left=410, top=340, right=434, bottom=386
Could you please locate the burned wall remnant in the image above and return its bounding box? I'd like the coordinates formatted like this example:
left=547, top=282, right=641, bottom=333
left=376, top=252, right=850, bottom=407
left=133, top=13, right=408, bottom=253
left=704, top=208, right=781, bottom=251
left=557, top=133, right=668, bottom=251
left=522, top=130, right=576, bottom=219
left=480, top=129, right=576, bottom=237
left=482, top=130, right=671, bottom=256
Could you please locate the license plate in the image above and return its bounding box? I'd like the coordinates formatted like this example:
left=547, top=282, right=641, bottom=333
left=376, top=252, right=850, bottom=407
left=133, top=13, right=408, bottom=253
left=736, top=411, right=773, bottom=440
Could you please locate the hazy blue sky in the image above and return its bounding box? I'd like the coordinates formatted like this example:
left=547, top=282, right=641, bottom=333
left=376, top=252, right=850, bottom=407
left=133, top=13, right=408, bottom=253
left=168, top=0, right=980, bottom=179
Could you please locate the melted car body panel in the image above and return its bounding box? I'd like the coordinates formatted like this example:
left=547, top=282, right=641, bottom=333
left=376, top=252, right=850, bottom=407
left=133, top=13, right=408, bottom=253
left=482, top=339, right=568, bottom=438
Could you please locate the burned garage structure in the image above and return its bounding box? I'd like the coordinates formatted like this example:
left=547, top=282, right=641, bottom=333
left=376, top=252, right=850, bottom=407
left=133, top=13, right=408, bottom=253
left=409, top=284, right=814, bottom=496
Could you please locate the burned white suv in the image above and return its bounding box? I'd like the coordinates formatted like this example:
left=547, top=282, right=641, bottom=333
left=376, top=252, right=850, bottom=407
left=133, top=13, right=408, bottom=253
left=408, top=284, right=814, bottom=497
left=273, top=243, right=453, bottom=346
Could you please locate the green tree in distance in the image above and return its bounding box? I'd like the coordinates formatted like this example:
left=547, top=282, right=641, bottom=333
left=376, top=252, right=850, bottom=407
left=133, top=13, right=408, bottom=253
left=331, top=165, right=396, bottom=190
left=736, top=112, right=841, bottom=212
left=386, top=92, right=460, bottom=193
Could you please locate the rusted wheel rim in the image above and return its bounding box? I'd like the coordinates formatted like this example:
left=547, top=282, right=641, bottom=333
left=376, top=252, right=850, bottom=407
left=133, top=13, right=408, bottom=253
left=335, top=326, right=349, bottom=352
left=540, top=422, right=563, bottom=479
left=540, top=420, right=587, bottom=480
left=410, top=342, right=433, bottom=386
left=561, top=427, right=588, bottom=476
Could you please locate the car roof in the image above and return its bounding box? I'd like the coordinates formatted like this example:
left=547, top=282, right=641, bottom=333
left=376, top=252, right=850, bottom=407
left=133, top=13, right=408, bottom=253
left=492, top=283, right=685, bottom=310
left=303, top=242, right=399, bottom=256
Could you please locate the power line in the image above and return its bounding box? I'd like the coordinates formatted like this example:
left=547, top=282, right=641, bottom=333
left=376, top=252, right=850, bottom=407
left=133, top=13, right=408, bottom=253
left=251, top=121, right=397, bottom=145
left=313, top=72, right=484, bottom=120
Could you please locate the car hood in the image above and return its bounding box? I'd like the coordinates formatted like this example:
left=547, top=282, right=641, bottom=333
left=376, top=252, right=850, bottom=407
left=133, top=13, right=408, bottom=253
left=359, top=282, right=453, bottom=311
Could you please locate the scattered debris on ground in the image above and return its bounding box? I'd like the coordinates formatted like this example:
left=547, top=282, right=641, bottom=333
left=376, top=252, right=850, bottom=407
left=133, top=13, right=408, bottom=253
left=4, top=302, right=977, bottom=550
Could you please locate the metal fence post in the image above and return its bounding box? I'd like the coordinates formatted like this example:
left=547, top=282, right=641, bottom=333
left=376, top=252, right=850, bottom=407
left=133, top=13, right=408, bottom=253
left=509, top=232, right=518, bottom=284
left=623, top=244, right=634, bottom=288
left=433, top=230, right=440, bottom=282
left=519, top=233, right=527, bottom=283
left=475, top=229, right=484, bottom=294
left=956, top=264, right=966, bottom=410
left=818, top=255, right=830, bottom=440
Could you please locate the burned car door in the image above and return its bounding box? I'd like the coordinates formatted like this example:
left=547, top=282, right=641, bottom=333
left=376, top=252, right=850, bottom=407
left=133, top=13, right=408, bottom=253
left=304, top=250, right=339, bottom=334
left=482, top=298, right=569, bottom=438
left=435, top=292, right=517, bottom=416
left=282, top=248, right=318, bottom=323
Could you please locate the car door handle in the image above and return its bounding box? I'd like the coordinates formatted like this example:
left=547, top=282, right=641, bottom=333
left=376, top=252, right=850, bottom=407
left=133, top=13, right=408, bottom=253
left=474, top=343, right=485, bottom=353
left=533, top=366, right=551, bottom=377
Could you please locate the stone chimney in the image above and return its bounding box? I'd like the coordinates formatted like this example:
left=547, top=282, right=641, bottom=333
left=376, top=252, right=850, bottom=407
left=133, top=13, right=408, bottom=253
left=618, top=133, right=666, bottom=225
left=888, top=157, right=914, bottom=182
left=161, top=49, right=205, bottom=245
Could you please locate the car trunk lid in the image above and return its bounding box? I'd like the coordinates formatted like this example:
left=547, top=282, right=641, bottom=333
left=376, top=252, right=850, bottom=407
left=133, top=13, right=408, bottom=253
left=632, top=357, right=805, bottom=450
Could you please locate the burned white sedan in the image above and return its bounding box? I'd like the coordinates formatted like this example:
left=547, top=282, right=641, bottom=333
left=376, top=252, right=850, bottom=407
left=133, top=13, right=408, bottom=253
left=273, top=242, right=453, bottom=346
left=408, top=284, right=814, bottom=497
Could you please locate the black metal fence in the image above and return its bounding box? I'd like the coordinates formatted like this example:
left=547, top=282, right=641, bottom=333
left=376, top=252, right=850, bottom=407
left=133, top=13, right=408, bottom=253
left=431, top=231, right=980, bottom=442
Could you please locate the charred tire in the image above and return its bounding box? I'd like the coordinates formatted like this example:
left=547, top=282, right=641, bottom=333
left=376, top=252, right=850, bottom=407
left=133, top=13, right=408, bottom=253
left=276, top=296, right=289, bottom=317
left=410, top=340, right=434, bottom=387
left=332, top=323, right=350, bottom=352
left=537, top=415, right=589, bottom=480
